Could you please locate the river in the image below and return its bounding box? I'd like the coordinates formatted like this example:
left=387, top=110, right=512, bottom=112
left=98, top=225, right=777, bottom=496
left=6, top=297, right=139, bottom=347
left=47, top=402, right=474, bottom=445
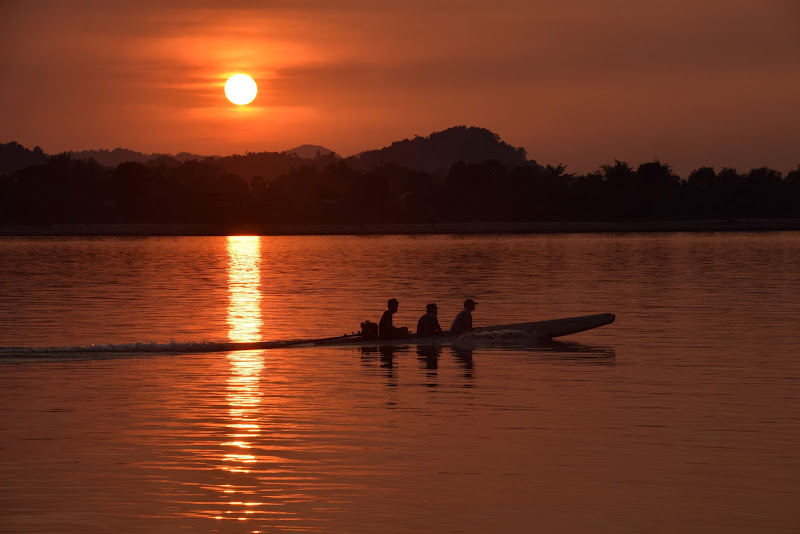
left=0, top=233, right=798, bottom=532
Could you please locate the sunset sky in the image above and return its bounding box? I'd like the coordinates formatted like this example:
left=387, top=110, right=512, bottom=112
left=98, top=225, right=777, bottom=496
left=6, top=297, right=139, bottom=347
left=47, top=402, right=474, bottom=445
left=1, top=0, right=798, bottom=175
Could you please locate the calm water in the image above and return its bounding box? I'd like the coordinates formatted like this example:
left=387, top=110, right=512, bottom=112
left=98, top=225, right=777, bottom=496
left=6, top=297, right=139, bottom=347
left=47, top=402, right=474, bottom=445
left=0, top=233, right=798, bottom=533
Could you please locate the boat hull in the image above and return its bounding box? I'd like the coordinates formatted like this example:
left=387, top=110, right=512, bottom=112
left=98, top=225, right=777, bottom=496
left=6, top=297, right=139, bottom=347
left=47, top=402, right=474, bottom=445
left=294, top=313, right=616, bottom=348
left=476, top=313, right=616, bottom=339
left=0, top=314, right=615, bottom=358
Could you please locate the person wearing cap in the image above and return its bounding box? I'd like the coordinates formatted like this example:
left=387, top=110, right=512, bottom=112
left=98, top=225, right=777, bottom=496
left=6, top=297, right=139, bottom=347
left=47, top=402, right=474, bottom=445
left=416, top=303, right=443, bottom=337
left=450, top=299, right=477, bottom=334
left=379, top=298, right=409, bottom=339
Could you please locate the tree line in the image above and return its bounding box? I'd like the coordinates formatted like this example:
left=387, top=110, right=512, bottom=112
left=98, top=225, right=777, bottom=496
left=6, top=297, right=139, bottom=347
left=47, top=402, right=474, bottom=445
left=1, top=152, right=798, bottom=226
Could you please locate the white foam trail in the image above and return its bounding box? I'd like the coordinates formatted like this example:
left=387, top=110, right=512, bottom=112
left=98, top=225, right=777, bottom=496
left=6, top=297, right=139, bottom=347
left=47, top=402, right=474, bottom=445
left=0, top=339, right=223, bottom=359
left=457, top=329, right=539, bottom=341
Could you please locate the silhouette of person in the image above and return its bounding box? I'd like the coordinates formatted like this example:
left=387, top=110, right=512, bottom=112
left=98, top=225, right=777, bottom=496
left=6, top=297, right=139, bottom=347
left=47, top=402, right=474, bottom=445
left=379, top=298, right=409, bottom=339
left=416, top=303, right=443, bottom=337
left=450, top=298, right=477, bottom=334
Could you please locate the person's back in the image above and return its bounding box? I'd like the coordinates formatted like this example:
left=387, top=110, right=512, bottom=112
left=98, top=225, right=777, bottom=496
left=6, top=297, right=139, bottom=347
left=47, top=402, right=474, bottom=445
left=379, top=309, right=396, bottom=338
left=450, top=298, right=477, bottom=334
left=379, top=298, right=408, bottom=339
left=416, top=303, right=442, bottom=337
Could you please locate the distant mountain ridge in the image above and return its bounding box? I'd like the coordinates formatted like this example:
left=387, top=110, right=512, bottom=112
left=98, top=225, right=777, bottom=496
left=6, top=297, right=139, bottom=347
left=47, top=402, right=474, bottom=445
left=67, top=145, right=343, bottom=169
left=67, top=148, right=203, bottom=168
left=348, top=126, right=534, bottom=174
left=1, top=126, right=534, bottom=178
left=283, top=145, right=340, bottom=159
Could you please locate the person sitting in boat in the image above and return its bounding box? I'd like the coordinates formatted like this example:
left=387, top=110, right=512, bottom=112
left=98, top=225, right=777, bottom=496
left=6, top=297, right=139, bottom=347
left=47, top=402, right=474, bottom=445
left=450, top=298, right=477, bottom=334
left=416, top=303, right=443, bottom=337
left=379, top=298, right=409, bottom=339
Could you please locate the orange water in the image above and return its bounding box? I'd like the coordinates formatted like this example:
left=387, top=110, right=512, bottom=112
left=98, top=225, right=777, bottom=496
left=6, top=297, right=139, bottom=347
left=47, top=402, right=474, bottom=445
left=1, top=233, right=798, bottom=532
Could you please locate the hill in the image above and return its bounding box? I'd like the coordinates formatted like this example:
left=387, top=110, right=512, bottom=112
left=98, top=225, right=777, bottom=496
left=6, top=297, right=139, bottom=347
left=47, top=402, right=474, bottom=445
left=348, top=126, right=533, bottom=174
left=3, top=127, right=530, bottom=178
left=65, top=145, right=340, bottom=169
left=213, top=151, right=339, bottom=182
left=67, top=148, right=205, bottom=168
left=283, top=145, right=340, bottom=159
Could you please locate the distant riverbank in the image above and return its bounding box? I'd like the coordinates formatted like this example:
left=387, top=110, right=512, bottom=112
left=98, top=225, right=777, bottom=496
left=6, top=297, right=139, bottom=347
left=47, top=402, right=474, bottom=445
left=2, top=219, right=800, bottom=236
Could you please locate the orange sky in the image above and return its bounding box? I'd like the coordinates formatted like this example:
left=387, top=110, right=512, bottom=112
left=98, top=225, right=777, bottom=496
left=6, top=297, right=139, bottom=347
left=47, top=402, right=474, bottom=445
left=1, top=0, right=798, bottom=175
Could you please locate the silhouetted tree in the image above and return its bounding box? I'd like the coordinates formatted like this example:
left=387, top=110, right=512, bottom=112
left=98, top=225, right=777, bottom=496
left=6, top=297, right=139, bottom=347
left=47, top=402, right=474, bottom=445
left=743, top=167, right=783, bottom=217
left=635, top=161, right=681, bottom=219
left=2, top=139, right=799, bottom=227
left=0, top=142, right=47, bottom=174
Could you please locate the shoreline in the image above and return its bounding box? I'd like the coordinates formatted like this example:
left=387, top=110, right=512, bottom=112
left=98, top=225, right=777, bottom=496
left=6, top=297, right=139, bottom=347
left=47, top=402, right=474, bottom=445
left=2, top=219, right=800, bottom=236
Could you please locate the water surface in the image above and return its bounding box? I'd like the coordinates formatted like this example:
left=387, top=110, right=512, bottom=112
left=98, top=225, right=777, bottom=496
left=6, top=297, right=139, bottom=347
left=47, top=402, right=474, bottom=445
left=1, top=233, right=798, bottom=532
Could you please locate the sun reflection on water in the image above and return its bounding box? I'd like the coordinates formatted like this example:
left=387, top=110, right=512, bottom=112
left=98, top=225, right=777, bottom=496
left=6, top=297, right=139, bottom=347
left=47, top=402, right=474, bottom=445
left=227, top=236, right=263, bottom=344
left=209, top=236, right=355, bottom=529
left=220, top=236, right=266, bottom=521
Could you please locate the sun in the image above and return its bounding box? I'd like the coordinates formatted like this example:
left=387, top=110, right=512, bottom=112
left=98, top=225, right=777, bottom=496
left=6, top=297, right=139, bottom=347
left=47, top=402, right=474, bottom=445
left=225, top=74, right=257, bottom=105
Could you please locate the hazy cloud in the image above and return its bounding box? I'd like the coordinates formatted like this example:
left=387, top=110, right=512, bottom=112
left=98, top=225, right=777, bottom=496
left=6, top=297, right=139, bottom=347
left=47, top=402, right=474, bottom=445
left=1, top=0, right=798, bottom=172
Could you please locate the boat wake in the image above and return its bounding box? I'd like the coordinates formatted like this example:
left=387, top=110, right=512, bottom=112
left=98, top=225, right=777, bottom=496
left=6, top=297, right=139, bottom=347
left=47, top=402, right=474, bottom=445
left=0, top=339, right=226, bottom=360
left=0, top=314, right=615, bottom=361
left=0, top=313, right=615, bottom=361
left=0, top=333, right=536, bottom=360
left=0, top=333, right=615, bottom=366
left=457, top=329, right=543, bottom=342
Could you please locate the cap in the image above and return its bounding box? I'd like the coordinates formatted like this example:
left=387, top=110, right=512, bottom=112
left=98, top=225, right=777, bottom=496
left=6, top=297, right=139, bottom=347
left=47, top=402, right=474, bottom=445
left=464, top=298, right=477, bottom=308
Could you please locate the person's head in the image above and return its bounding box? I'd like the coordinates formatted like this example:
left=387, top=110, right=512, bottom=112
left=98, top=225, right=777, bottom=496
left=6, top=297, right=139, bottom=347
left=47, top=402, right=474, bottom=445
left=388, top=298, right=399, bottom=312
left=464, top=298, right=477, bottom=311
left=426, top=303, right=438, bottom=315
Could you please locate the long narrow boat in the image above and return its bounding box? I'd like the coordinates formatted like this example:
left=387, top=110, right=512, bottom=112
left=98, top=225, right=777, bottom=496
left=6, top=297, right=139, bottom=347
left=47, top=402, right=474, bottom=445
left=473, top=313, right=615, bottom=338
left=169, top=313, right=615, bottom=351
left=326, top=313, right=616, bottom=346
left=184, top=313, right=616, bottom=352
left=0, top=313, right=614, bottom=358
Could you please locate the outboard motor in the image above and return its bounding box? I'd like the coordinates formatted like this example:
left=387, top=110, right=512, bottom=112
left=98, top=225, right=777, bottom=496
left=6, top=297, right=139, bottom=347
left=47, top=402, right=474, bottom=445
left=360, top=320, right=379, bottom=340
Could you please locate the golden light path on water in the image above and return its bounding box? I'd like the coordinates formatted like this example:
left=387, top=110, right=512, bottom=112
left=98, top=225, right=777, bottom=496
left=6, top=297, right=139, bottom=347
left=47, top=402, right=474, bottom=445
left=220, top=236, right=266, bottom=525
left=227, top=236, right=263, bottom=344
